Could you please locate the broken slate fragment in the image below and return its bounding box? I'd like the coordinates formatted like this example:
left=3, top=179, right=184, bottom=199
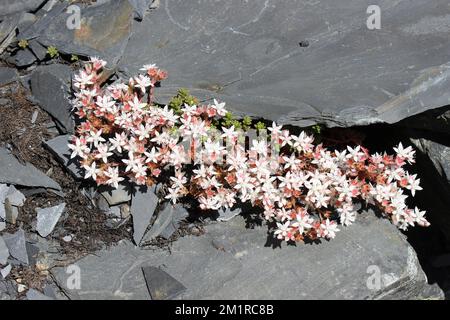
left=0, top=147, right=61, bottom=191
left=131, top=186, right=158, bottom=245
left=128, top=0, right=153, bottom=20
left=0, top=184, right=9, bottom=231
left=0, top=67, right=18, bottom=87
left=6, top=186, right=26, bottom=207
left=3, top=229, right=29, bottom=265
left=36, top=203, right=66, bottom=238
left=0, top=0, right=47, bottom=16
left=0, top=236, right=9, bottom=265
left=10, top=49, right=37, bottom=68
left=100, top=184, right=132, bottom=206
left=44, top=135, right=83, bottom=179
left=142, top=202, right=177, bottom=242
left=142, top=266, right=186, bottom=300
left=1, top=264, right=12, bottom=279
left=30, top=64, right=74, bottom=133
left=26, top=288, right=54, bottom=300
left=217, top=206, right=242, bottom=222
left=159, top=205, right=189, bottom=240
left=4, top=199, right=19, bottom=225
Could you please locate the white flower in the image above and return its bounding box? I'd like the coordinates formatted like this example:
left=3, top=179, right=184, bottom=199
left=405, top=173, right=422, bottom=197
left=212, top=99, right=227, bottom=116
left=83, top=161, right=100, bottom=181
left=319, top=219, right=340, bottom=239
left=87, top=129, right=106, bottom=148
left=68, top=137, right=90, bottom=159
left=105, top=166, right=124, bottom=189
left=95, top=143, right=113, bottom=163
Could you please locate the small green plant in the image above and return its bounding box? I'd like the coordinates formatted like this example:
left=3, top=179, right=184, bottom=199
left=312, top=124, right=323, bottom=135
left=71, top=54, right=79, bottom=62
left=46, top=46, right=59, bottom=58
left=168, top=88, right=198, bottom=115
left=18, top=39, right=28, bottom=49
left=255, top=121, right=266, bottom=131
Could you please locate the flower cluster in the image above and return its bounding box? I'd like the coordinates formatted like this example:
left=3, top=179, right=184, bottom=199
left=70, top=58, right=429, bottom=243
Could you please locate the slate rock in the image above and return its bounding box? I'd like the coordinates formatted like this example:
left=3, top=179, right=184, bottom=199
left=28, top=39, right=47, bottom=61
left=0, top=184, right=9, bottom=231
left=0, top=14, right=17, bottom=45
left=44, top=135, right=83, bottom=179
left=26, top=288, right=54, bottom=300
left=6, top=186, right=26, bottom=207
left=10, top=49, right=37, bottom=67
left=411, top=137, right=450, bottom=184
left=36, top=203, right=66, bottom=238
left=142, top=266, right=186, bottom=300
left=35, top=0, right=134, bottom=65
left=128, top=0, right=154, bottom=20
left=4, top=199, right=19, bottom=224
left=217, top=206, right=241, bottom=222
left=141, top=202, right=179, bottom=242
left=2, top=229, right=29, bottom=265
left=1, top=264, right=12, bottom=279
left=51, top=213, right=443, bottom=300
left=0, top=236, right=9, bottom=265
left=0, top=147, right=61, bottom=190
left=131, top=186, right=158, bottom=245
left=159, top=205, right=189, bottom=240
left=30, top=64, right=73, bottom=133
left=121, top=0, right=450, bottom=128
left=0, top=98, right=10, bottom=106
left=0, top=0, right=47, bottom=16
left=0, top=67, right=18, bottom=87
left=100, top=184, right=132, bottom=206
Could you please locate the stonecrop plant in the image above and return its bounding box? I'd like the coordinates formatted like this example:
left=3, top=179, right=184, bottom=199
left=69, top=58, right=429, bottom=243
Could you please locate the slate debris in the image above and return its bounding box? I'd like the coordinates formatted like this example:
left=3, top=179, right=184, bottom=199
left=142, top=266, right=186, bottom=300
left=30, top=64, right=74, bottom=133
left=0, top=147, right=62, bottom=190
left=2, top=229, right=29, bottom=265
left=26, top=288, right=54, bottom=300
left=99, top=184, right=132, bottom=206
left=141, top=202, right=176, bottom=242
left=0, top=0, right=47, bottom=16
left=131, top=186, right=158, bottom=245
left=0, top=236, right=9, bottom=265
left=217, top=206, right=242, bottom=222
left=159, top=205, right=189, bottom=240
left=36, top=203, right=66, bottom=238
left=0, top=67, right=18, bottom=87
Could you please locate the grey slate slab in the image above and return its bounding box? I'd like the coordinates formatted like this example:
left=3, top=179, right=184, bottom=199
left=34, top=0, right=134, bottom=65
left=30, top=64, right=74, bottom=133
left=131, top=186, right=158, bottom=245
left=0, top=236, right=9, bottom=265
left=0, top=147, right=61, bottom=190
left=26, top=288, right=54, bottom=300
left=0, top=67, right=18, bottom=87
left=44, top=135, right=83, bottom=179
left=120, top=0, right=450, bottom=128
left=36, top=203, right=66, bottom=238
left=0, top=0, right=47, bottom=16
left=2, top=229, right=29, bottom=265
left=51, top=213, right=443, bottom=300
left=142, top=266, right=186, bottom=300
